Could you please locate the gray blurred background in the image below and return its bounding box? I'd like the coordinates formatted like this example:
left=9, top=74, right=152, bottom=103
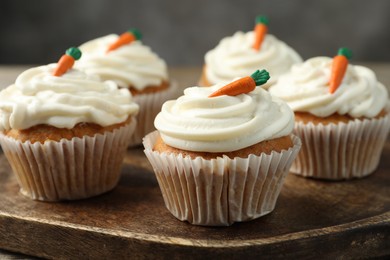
left=1, top=0, right=389, bottom=66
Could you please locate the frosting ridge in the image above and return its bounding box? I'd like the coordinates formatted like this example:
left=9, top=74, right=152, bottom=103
left=0, top=64, right=139, bottom=130
left=269, top=57, right=389, bottom=118
left=204, top=31, right=302, bottom=87
left=76, top=34, right=168, bottom=90
left=155, top=84, right=294, bottom=152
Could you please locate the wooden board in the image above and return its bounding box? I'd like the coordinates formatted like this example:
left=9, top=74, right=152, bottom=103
left=0, top=139, right=389, bottom=259
left=0, top=66, right=389, bottom=258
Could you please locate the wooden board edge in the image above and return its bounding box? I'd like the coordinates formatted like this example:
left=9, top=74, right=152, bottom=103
left=0, top=211, right=389, bottom=258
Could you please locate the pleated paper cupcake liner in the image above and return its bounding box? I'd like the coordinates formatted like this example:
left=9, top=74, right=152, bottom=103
left=0, top=119, right=136, bottom=201
left=291, top=115, right=390, bottom=180
left=128, top=81, right=179, bottom=147
left=143, top=131, right=301, bottom=226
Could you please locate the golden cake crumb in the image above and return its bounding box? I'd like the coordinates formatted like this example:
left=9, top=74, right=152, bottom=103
left=3, top=116, right=133, bottom=143
left=153, top=135, right=293, bottom=160
left=129, top=81, right=170, bottom=96
left=199, top=65, right=212, bottom=87
left=295, top=110, right=387, bottom=125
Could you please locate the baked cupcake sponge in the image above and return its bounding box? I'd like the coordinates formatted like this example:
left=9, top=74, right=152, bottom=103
left=0, top=117, right=135, bottom=201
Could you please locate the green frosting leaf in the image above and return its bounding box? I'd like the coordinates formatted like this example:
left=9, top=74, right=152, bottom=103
left=338, top=47, right=352, bottom=60
left=255, top=15, right=269, bottom=25
left=65, top=47, right=82, bottom=60
left=250, top=69, right=270, bottom=86
left=128, top=28, right=142, bottom=40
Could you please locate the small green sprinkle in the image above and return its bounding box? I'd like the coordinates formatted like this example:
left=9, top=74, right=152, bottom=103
left=250, top=69, right=270, bottom=86
left=255, top=15, right=269, bottom=25
left=338, top=47, right=352, bottom=60
left=65, top=47, right=82, bottom=60
left=128, top=28, right=142, bottom=40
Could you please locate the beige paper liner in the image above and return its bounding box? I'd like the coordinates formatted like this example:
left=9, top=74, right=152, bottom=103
left=0, top=119, right=136, bottom=201
left=143, top=131, right=301, bottom=226
left=129, top=81, right=179, bottom=147
left=291, top=116, right=390, bottom=180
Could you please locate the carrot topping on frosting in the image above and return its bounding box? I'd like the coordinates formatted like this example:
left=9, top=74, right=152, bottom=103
left=106, top=28, right=142, bottom=53
left=329, top=47, right=352, bottom=94
left=252, top=15, right=269, bottom=51
left=52, top=47, right=82, bottom=77
left=208, top=70, right=270, bottom=97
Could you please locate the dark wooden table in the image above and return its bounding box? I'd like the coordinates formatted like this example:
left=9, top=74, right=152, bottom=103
left=0, top=65, right=389, bottom=259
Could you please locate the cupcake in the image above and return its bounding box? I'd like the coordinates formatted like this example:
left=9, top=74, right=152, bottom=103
left=269, top=48, right=390, bottom=180
left=200, top=16, right=302, bottom=89
left=75, top=29, right=177, bottom=146
left=143, top=70, right=301, bottom=226
left=0, top=48, right=139, bottom=201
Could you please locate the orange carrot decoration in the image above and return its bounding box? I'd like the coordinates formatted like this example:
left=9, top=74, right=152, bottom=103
left=52, top=47, right=82, bottom=77
left=208, top=70, right=270, bottom=98
left=106, top=28, right=142, bottom=53
left=329, top=47, right=352, bottom=94
left=252, top=15, right=269, bottom=51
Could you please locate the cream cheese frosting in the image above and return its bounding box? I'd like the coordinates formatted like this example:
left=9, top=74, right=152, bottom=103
left=154, top=83, right=294, bottom=152
left=204, top=31, right=302, bottom=88
left=76, top=34, right=168, bottom=90
left=269, top=57, right=389, bottom=118
left=0, top=64, right=139, bottom=131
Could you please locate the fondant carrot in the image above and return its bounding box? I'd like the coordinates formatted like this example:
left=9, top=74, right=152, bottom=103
left=329, top=48, right=352, bottom=94
left=208, top=70, right=270, bottom=98
left=252, top=15, right=269, bottom=50
left=106, top=28, right=142, bottom=53
left=52, top=47, right=82, bottom=77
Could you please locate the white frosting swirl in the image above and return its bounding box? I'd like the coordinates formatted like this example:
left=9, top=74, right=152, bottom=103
left=204, top=31, right=302, bottom=88
left=76, top=34, right=168, bottom=90
left=0, top=64, right=139, bottom=131
left=269, top=57, right=389, bottom=118
left=154, top=84, right=294, bottom=152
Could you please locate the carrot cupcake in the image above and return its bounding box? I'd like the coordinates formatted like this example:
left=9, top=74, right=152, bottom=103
left=0, top=48, right=139, bottom=201
left=75, top=29, right=177, bottom=146
left=143, top=70, right=301, bottom=226
left=200, top=16, right=302, bottom=89
left=269, top=48, right=390, bottom=180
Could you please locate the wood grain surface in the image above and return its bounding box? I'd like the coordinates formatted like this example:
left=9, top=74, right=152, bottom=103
left=0, top=66, right=389, bottom=259
left=0, top=139, right=389, bottom=259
